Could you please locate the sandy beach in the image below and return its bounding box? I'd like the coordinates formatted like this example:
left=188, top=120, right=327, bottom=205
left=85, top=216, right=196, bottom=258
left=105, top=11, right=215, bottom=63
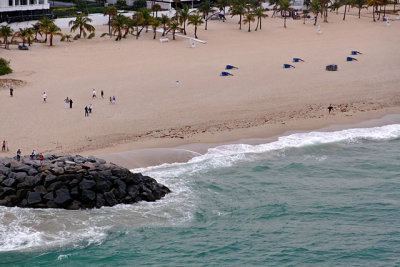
left=1, top=7, right=400, bottom=166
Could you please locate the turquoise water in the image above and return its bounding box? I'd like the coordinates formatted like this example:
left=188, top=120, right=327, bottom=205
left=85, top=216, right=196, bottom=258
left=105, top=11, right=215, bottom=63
left=1, top=125, right=400, bottom=266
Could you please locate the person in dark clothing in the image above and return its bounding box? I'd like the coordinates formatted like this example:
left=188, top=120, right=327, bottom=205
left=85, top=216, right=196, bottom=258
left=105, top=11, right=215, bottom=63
left=69, top=99, right=73, bottom=108
left=85, top=106, right=89, bottom=117
left=16, top=149, right=21, bottom=161
left=328, top=104, right=334, bottom=114
left=101, top=90, right=104, bottom=98
left=9, top=87, right=13, bottom=97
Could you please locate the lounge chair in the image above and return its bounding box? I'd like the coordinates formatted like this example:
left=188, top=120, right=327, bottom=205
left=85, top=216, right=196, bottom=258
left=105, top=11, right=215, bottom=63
left=326, top=64, right=338, bottom=71
left=292, top=58, right=304, bottom=63
left=283, top=64, right=295, bottom=69
left=220, top=72, right=233, bottom=76
left=225, top=65, right=238, bottom=70
left=351, top=51, right=362, bottom=55
left=346, top=57, right=358, bottom=61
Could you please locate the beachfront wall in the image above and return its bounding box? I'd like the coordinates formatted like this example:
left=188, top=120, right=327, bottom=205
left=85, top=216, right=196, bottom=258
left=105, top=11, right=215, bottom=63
left=0, top=0, right=50, bottom=22
left=145, top=0, right=200, bottom=10
left=264, top=0, right=305, bottom=10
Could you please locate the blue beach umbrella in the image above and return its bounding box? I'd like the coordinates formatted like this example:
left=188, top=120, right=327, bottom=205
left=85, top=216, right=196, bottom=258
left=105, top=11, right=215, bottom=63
left=221, top=72, right=234, bottom=76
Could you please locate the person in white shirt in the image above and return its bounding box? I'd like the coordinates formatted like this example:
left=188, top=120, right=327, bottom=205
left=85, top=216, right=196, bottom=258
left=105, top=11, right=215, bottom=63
left=43, top=92, right=47, bottom=102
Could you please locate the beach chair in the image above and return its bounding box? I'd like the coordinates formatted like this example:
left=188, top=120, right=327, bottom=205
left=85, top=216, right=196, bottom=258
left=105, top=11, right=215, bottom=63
left=159, top=38, right=169, bottom=43
left=346, top=57, right=358, bottom=61
left=292, top=58, right=304, bottom=63
left=326, top=64, right=338, bottom=71
left=220, top=72, right=233, bottom=76
left=225, top=65, right=238, bottom=70
left=351, top=51, right=362, bottom=55
left=283, top=64, right=295, bottom=69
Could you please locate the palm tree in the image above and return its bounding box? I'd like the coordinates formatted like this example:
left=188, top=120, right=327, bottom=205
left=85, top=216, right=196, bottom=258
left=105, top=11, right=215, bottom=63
left=254, top=7, right=268, bottom=31
left=133, top=11, right=145, bottom=39
left=32, top=22, right=42, bottom=41
left=69, top=13, right=95, bottom=38
left=342, top=0, right=353, bottom=20
left=104, top=6, right=118, bottom=37
left=0, top=26, right=13, bottom=49
left=243, top=13, right=255, bottom=32
left=38, top=17, right=54, bottom=43
left=188, top=13, right=204, bottom=38
left=278, top=0, right=291, bottom=28
left=330, top=1, right=342, bottom=14
left=302, top=10, right=309, bottom=24
left=160, top=15, right=170, bottom=36
left=367, top=0, right=382, bottom=21
left=176, top=4, right=190, bottom=35
left=231, top=0, right=246, bottom=30
left=14, top=28, right=28, bottom=46
left=166, top=19, right=180, bottom=40
left=65, top=34, right=72, bottom=42
left=111, top=14, right=127, bottom=40
left=152, top=4, right=162, bottom=17
left=352, top=0, right=366, bottom=18
left=47, top=23, right=62, bottom=46
left=123, top=17, right=134, bottom=38
left=309, top=0, right=322, bottom=25
left=199, top=0, right=213, bottom=30
left=216, top=0, right=229, bottom=16
left=151, top=18, right=162, bottom=39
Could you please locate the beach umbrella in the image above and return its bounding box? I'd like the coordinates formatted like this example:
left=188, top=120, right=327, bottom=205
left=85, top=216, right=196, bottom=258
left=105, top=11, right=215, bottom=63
left=283, top=64, right=295, bottom=69
left=225, top=65, right=239, bottom=70
left=220, top=72, right=234, bottom=76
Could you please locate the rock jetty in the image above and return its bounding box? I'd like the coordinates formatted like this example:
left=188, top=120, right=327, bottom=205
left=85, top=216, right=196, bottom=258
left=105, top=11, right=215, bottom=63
left=0, top=155, right=170, bottom=210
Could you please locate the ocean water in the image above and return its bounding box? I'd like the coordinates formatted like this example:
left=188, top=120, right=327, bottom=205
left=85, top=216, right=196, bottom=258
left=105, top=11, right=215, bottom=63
left=1, top=124, right=400, bottom=266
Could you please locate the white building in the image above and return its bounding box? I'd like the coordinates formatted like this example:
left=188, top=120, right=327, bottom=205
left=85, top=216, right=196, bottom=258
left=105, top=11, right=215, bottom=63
left=0, top=0, right=50, bottom=23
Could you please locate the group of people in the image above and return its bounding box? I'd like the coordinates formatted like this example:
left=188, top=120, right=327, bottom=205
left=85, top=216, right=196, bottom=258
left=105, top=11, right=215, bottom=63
left=64, top=97, right=73, bottom=108
left=84, top=104, right=93, bottom=117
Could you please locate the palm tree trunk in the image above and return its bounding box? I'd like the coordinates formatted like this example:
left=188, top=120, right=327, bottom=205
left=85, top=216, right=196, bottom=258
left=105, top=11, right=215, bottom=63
left=284, top=16, right=286, bottom=28
left=378, top=5, right=381, bottom=20
left=162, top=26, right=165, bottom=36
left=50, top=34, right=53, bottom=46
left=239, top=14, right=242, bottom=30
left=205, top=18, right=208, bottom=30
left=173, top=29, right=176, bottom=40
left=248, top=21, right=251, bottom=32
left=303, top=15, right=306, bottom=24
left=260, top=17, right=262, bottom=29
left=255, top=18, right=259, bottom=30
left=79, top=26, right=82, bottom=38
left=314, top=14, right=318, bottom=25
left=343, top=4, right=347, bottom=20
left=44, top=34, right=48, bottom=43
left=195, top=26, right=198, bottom=38
left=108, top=15, right=111, bottom=37
left=359, top=7, right=361, bottom=18
left=153, top=30, right=156, bottom=39
left=184, top=22, right=186, bottom=35
left=373, top=5, right=376, bottom=21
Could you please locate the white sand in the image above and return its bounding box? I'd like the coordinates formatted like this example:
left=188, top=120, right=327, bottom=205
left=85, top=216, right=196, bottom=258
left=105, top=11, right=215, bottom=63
left=1, top=7, right=399, bottom=160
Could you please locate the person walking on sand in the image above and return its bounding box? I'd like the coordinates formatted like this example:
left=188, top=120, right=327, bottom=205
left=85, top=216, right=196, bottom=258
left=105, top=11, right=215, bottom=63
left=2, top=140, right=5, bottom=151
left=30, top=150, right=36, bottom=159
left=101, top=90, right=104, bottom=98
left=69, top=98, right=73, bottom=109
left=89, top=104, right=93, bottom=114
left=85, top=106, right=89, bottom=117
left=109, top=96, right=112, bottom=104
left=9, top=87, right=13, bottom=97
left=65, top=97, right=69, bottom=108
left=328, top=104, right=334, bottom=114
left=43, top=92, right=47, bottom=102
left=16, top=149, right=21, bottom=161
left=112, top=96, right=116, bottom=104
left=92, top=89, right=97, bottom=99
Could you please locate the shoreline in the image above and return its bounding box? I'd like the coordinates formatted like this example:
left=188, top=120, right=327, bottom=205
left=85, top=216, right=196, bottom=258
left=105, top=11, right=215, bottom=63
left=93, top=110, right=400, bottom=169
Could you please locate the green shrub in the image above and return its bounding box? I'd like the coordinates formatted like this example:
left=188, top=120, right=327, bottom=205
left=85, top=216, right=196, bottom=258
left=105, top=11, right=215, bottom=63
left=0, top=58, right=12, bottom=76
left=132, top=0, right=146, bottom=10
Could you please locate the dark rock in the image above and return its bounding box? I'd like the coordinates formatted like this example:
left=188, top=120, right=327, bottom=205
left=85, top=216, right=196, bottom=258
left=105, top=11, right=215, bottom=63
left=96, top=194, right=105, bottom=208
left=69, top=178, right=81, bottom=188
left=47, top=181, right=66, bottom=192
left=43, top=192, right=54, bottom=201
left=104, top=191, right=118, bottom=206
left=15, top=172, right=27, bottom=182
left=52, top=167, right=64, bottom=175
left=81, top=189, right=96, bottom=202
left=34, top=185, right=47, bottom=195
left=79, top=179, right=96, bottom=190
left=95, top=180, right=112, bottom=193
left=111, top=167, right=131, bottom=177
left=44, top=174, right=57, bottom=187
left=11, top=164, right=32, bottom=173
left=28, top=168, right=39, bottom=176
left=0, top=166, right=10, bottom=176
left=127, top=186, right=139, bottom=199
left=70, top=186, right=79, bottom=197
left=25, top=176, right=41, bottom=187
left=16, top=189, right=29, bottom=199
left=46, top=201, right=58, bottom=208
left=54, top=188, right=72, bottom=206
left=27, top=192, right=42, bottom=205
left=2, top=178, right=16, bottom=187
left=67, top=200, right=81, bottom=210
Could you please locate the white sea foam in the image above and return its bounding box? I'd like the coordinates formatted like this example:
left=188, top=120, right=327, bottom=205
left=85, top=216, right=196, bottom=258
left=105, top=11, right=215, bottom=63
left=134, top=124, right=400, bottom=177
